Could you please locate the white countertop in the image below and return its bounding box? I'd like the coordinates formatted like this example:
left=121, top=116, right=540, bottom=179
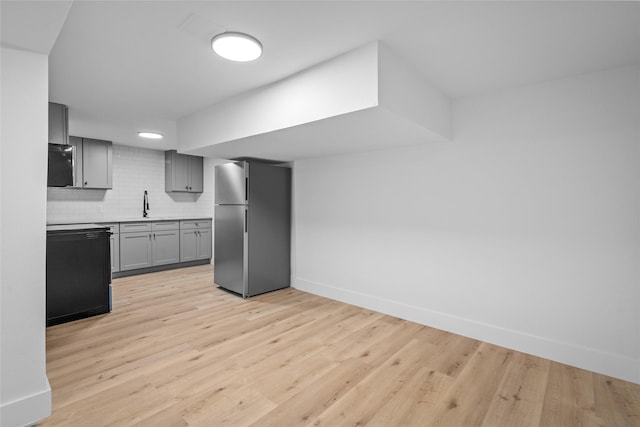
left=46, top=223, right=109, bottom=232
left=47, top=216, right=211, bottom=225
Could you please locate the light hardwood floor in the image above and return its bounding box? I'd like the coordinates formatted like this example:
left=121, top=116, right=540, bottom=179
left=41, top=265, right=639, bottom=426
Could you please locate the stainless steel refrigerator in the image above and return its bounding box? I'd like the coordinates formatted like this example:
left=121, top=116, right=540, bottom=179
left=214, top=160, right=291, bottom=297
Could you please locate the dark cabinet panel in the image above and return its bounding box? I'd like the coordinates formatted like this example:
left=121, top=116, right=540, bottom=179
left=46, top=227, right=111, bottom=326
left=48, top=102, right=68, bottom=145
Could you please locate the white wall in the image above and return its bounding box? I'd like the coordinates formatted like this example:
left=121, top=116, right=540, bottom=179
left=179, top=42, right=451, bottom=162
left=293, top=64, right=640, bottom=383
left=378, top=42, right=451, bottom=140
left=0, top=47, right=52, bottom=427
left=178, top=42, right=380, bottom=152
left=47, top=144, right=214, bottom=222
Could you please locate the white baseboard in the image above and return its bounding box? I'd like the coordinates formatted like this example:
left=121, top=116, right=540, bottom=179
left=0, top=383, right=51, bottom=427
left=294, top=277, right=640, bottom=384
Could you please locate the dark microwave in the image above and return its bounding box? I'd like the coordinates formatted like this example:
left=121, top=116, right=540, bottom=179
left=47, top=143, right=74, bottom=187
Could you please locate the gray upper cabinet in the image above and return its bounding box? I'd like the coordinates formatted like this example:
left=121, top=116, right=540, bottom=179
left=48, top=102, right=68, bottom=145
left=189, top=156, right=204, bottom=193
left=165, top=150, right=203, bottom=193
left=68, top=136, right=113, bottom=189
left=83, top=138, right=113, bottom=189
left=68, top=136, right=84, bottom=188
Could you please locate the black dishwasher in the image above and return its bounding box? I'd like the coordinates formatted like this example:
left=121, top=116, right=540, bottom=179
left=46, top=225, right=112, bottom=326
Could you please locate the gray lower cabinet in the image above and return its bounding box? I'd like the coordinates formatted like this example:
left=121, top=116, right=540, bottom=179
left=120, top=221, right=180, bottom=271
left=110, top=233, right=120, bottom=273
left=151, top=221, right=180, bottom=266
left=51, top=218, right=211, bottom=275
left=180, top=219, right=212, bottom=262
left=197, top=228, right=212, bottom=260
left=120, top=231, right=153, bottom=271
left=99, top=222, right=120, bottom=273
left=180, top=229, right=198, bottom=262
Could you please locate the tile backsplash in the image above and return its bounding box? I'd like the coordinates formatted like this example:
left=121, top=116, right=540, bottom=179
left=47, top=144, right=214, bottom=222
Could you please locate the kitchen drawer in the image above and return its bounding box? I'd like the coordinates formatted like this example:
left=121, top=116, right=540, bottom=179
left=120, top=222, right=152, bottom=233
left=152, top=221, right=179, bottom=231
left=180, top=219, right=211, bottom=230
left=98, top=222, right=119, bottom=234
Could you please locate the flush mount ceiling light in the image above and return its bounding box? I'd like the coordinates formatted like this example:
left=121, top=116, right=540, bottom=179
left=211, top=32, right=262, bottom=62
left=138, top=131, right=163, bottom=139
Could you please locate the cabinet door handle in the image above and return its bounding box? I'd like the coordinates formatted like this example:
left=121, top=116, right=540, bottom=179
left=84, top=181, right=88, bottom=186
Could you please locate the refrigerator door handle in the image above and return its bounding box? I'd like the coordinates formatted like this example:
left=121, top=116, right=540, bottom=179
left=245, top=177, right=248, bottom=202
left=244, top=209, right=248, bottom=233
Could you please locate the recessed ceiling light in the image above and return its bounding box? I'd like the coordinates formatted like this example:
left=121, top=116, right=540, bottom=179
left=211, top=32, right=262, bottom=62
left=138, top=131, right=163, bottom=139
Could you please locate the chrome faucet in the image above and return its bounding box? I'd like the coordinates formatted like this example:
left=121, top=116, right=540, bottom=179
left=143, top=190, right=150, bottom=217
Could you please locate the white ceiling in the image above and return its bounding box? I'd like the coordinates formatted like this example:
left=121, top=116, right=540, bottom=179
left=2, top=1, right=639, bottom=154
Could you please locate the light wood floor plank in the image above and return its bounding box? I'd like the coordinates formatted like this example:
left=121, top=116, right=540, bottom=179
left=480, top=352, right=550, bottom=427
left=593, top=374, right=640, bottom=427
left=39, top=265, right=640, bottom=426
left=421, top=342, right=515, bottom=426
left=366, top=367, right=454, bottom=426
left=308, top=338, right=438, bottom=426
left=540, top=363, right=602, bottom=426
